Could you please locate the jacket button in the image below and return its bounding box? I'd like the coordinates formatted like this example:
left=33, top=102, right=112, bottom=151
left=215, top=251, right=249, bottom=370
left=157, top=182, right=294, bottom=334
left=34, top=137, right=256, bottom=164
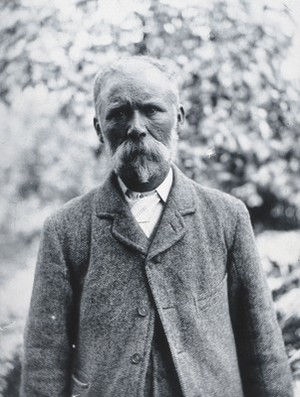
left=137, top=307, right=148, bottom=317
left=131, top=353, right=142, bottom=364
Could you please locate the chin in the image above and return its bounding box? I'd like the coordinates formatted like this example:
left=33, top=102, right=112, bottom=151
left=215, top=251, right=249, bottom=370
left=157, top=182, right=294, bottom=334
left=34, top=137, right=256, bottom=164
left=117, top=158, right=169, bottom=185
left=111, top=137, right=173, bottom=186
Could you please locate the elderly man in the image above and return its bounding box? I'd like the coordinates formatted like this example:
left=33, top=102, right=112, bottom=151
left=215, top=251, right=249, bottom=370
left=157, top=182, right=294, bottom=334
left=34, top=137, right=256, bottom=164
left=21, top=56, right=293, bottom=397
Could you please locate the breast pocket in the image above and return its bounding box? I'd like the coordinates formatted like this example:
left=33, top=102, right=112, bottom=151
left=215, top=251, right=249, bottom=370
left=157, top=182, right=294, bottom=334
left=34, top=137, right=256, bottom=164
left=70, top=372, right=89, bottom=397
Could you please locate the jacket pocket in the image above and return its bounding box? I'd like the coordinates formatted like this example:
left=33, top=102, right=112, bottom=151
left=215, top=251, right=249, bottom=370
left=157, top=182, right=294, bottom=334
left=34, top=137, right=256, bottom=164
left=71, top=372, right=89, bottom=397
left=196, top=273, right=228, bottom=311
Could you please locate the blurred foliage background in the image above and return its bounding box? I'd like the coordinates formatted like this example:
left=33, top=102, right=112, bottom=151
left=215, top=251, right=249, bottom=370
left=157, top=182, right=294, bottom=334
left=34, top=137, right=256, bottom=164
left=0, top=0, right=300, bottom=395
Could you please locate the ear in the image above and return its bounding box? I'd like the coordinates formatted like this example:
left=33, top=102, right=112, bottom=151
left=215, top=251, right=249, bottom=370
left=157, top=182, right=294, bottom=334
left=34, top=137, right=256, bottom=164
left=177, top=104, right=185, bottom=125
left=93, top=117, right=104, bottom=143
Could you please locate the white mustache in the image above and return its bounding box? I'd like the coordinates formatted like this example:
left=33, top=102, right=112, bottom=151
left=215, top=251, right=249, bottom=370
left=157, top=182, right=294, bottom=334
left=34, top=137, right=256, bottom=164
left=112, top=135, right=171, bottom=170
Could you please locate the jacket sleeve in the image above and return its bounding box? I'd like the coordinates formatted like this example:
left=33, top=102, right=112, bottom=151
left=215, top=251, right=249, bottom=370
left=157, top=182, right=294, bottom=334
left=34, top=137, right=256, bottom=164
left=20, top=216, right=74, bottom=397
left=230, top=201, right=294, bottom=396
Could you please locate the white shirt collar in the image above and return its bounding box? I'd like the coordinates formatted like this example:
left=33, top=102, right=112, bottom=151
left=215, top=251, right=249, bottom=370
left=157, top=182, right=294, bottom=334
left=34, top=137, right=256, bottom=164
left=117, top=167, right=173, bottom=204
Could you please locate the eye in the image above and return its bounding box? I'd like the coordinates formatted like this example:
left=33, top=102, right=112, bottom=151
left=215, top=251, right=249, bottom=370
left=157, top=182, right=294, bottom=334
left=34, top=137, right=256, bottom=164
left=116, top=109, right=127, bottom=117
left=107, top=107, right=129, bottom=121
left=144, top=106, right=159, bottom=116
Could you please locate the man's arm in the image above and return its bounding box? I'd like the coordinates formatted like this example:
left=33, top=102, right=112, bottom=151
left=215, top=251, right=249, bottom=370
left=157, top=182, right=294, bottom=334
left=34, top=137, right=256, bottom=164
left=229, top=201, right=294, bottom=396
left=20, top=216, right=74, bottom=397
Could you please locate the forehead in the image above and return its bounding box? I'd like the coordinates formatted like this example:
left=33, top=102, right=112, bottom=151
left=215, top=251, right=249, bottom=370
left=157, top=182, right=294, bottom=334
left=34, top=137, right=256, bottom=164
left=100, top=63, right=177, bottom=108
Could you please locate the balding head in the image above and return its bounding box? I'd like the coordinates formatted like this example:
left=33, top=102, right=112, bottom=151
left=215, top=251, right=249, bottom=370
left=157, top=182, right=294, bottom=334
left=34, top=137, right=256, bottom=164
left=93, top=55, right=179, bottom=116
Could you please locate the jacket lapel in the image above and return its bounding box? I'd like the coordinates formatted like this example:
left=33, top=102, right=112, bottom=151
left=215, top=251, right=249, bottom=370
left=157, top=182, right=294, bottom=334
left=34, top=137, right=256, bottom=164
left=147, top=165, right=196, bottom=260
left=93, top=165, right=196, bottom=258
left=94, top=172, right=149, bottom=255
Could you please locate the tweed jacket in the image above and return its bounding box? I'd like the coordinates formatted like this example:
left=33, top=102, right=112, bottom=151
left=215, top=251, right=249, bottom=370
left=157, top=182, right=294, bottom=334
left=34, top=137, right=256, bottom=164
left=21, top=165, right=293, bottom=397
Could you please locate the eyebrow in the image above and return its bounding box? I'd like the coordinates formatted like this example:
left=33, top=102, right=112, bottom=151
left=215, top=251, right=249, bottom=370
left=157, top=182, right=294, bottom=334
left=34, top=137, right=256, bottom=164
left=107, top=103, right=127, bottom=112
left=142, top=101, right=166, bottom=109
left=106, top=99, right=129, bottom=110
left=106, top=104, right=130, bottom=120
left=105, top=99, right=167, bottom=119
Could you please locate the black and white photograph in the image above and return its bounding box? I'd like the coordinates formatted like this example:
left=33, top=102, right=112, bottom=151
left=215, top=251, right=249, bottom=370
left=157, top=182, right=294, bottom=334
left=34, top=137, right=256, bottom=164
left=0, top=0, right=300, bottom=396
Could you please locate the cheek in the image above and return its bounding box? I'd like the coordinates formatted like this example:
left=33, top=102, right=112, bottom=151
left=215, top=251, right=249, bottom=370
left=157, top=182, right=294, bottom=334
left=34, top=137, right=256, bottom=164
left=104, top=123, right=127, bottom=151
left=149, top=116, right=175, bottom=145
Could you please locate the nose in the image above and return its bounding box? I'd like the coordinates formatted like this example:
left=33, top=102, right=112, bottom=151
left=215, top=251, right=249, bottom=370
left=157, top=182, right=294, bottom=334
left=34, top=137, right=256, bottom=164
left=127, top=111, right=146, bottom=140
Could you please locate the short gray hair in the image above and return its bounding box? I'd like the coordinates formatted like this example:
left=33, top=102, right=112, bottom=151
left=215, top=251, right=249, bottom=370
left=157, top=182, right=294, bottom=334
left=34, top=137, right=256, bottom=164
left=93, top=55, right=179, bottom=113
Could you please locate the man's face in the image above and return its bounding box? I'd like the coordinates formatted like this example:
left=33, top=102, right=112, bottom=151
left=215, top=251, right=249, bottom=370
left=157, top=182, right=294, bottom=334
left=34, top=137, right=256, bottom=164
left=95, top=62, right=184, bottom=190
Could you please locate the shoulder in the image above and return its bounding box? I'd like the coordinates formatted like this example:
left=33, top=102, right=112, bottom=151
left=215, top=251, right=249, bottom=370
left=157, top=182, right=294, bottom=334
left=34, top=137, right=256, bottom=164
left=173, top=165, right=248, bottom=222
left=40, top=187, right=102, bottom=264
left=188, top=178, right=251, bottom=250
left=192, top=180, right=247, bottom=217
left=184, top=175, right=250, bottom=243
left=44, top=187, right=99, bottom=235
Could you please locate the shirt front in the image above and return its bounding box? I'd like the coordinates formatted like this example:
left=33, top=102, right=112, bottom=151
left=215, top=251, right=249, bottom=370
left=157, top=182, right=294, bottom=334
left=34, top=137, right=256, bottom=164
left=117, top=167, right=173, bottom=238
